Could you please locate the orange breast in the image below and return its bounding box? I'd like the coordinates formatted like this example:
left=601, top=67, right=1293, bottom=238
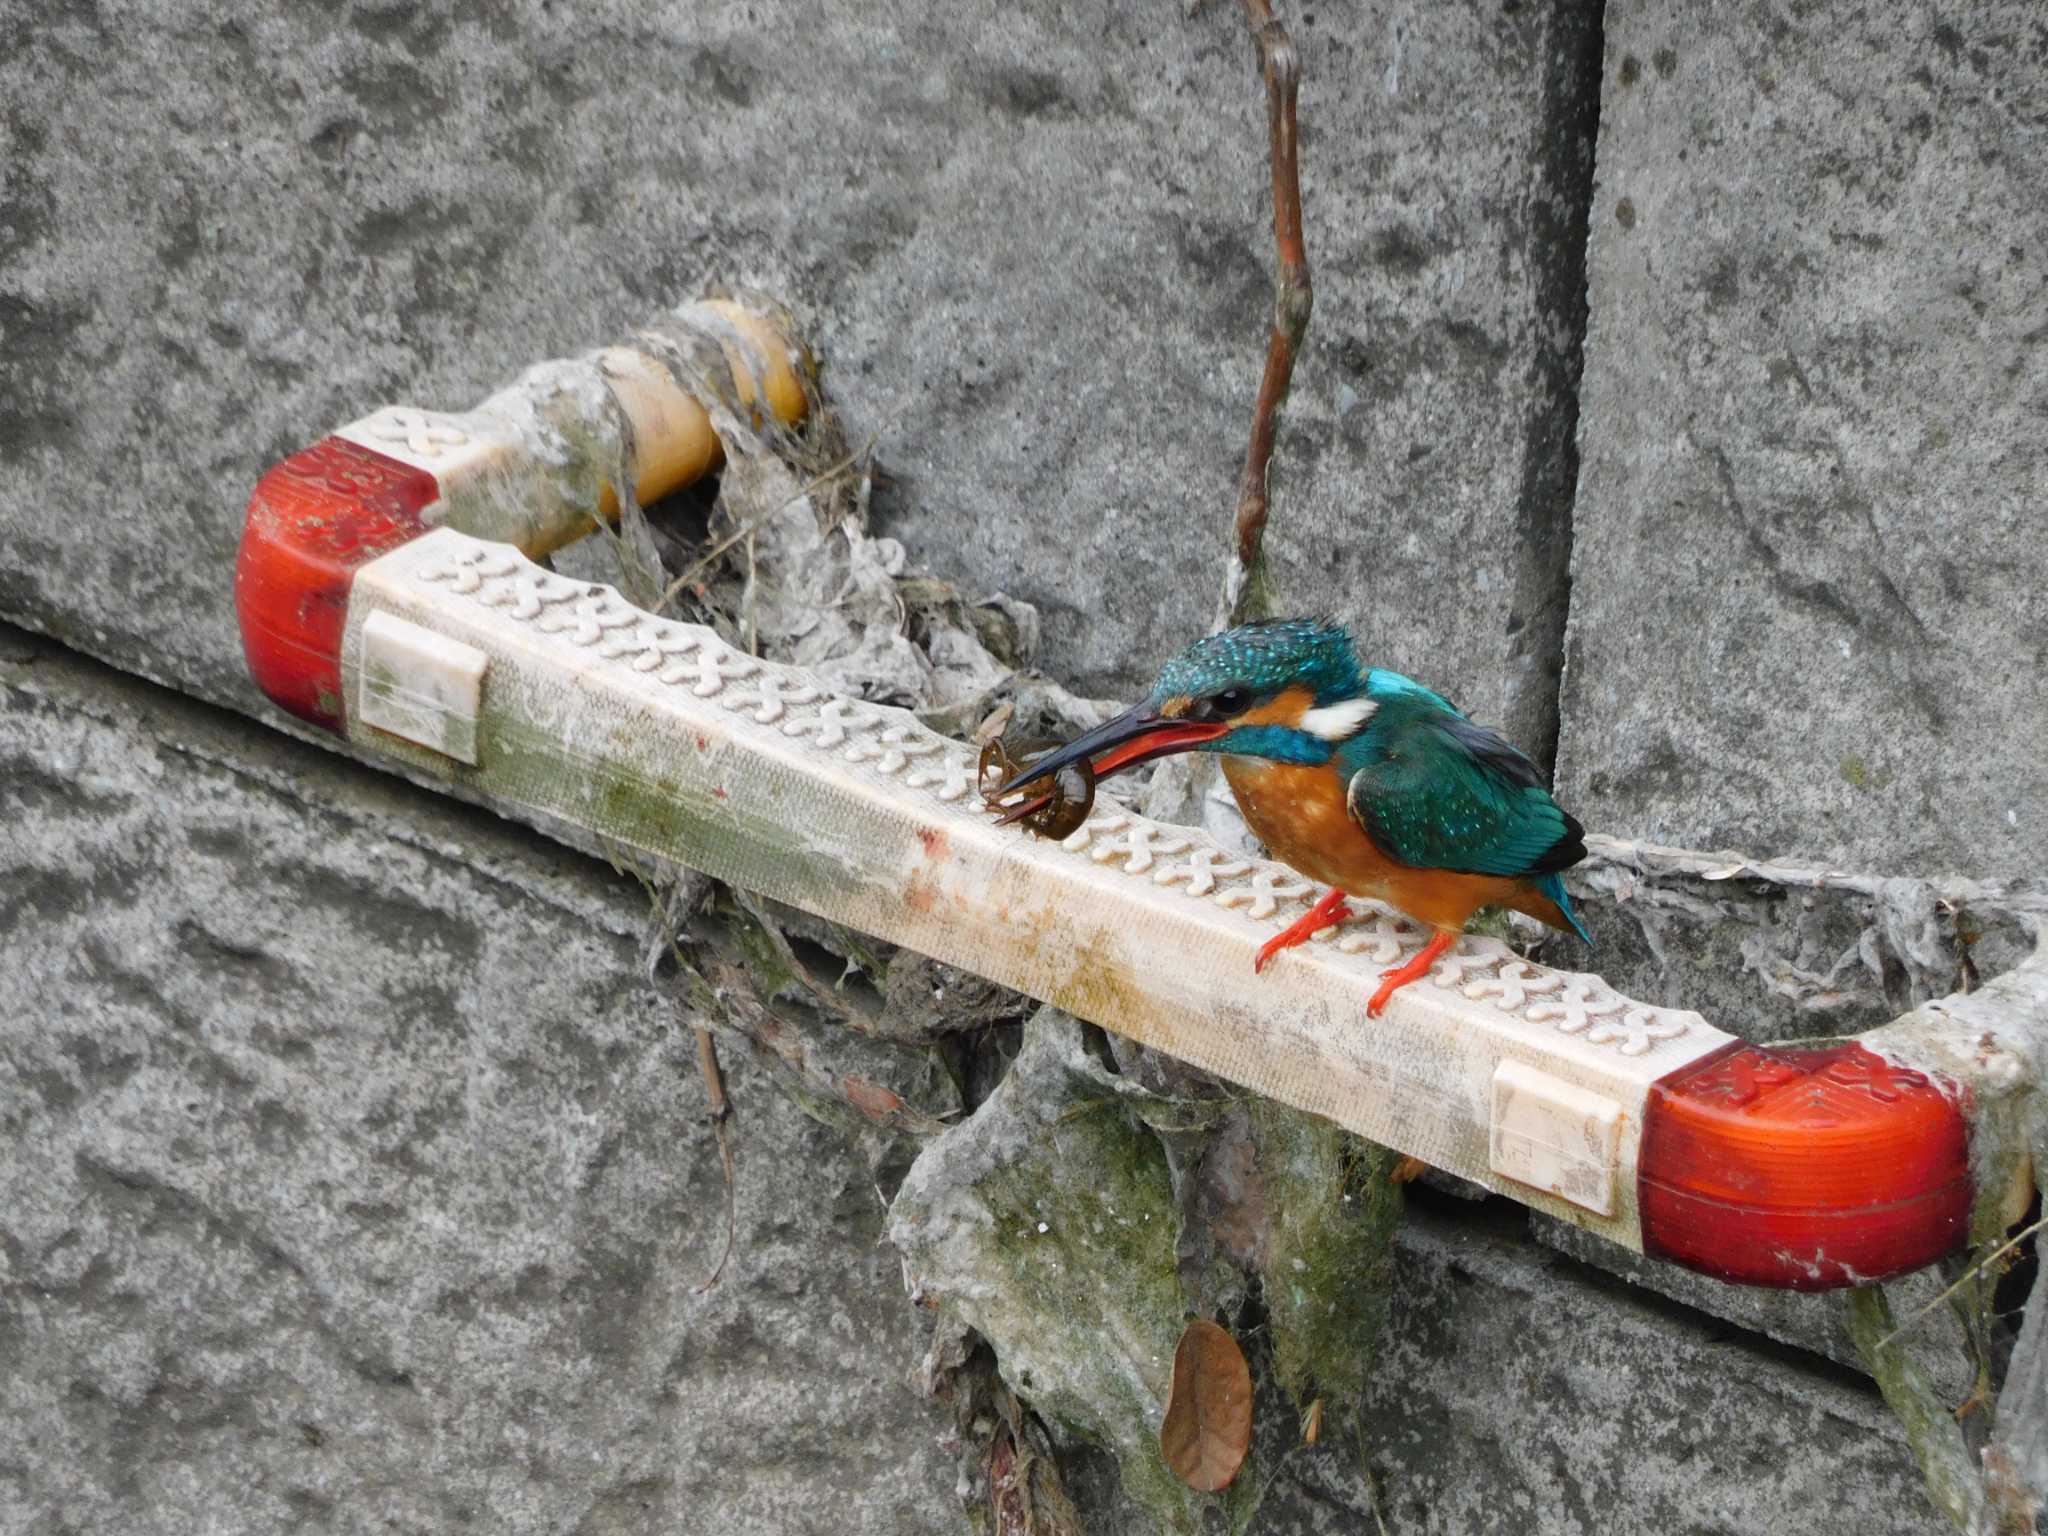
left=1222, top=756, right=1381, bottom=891
left=1221, top=755, right=1531, bottom=933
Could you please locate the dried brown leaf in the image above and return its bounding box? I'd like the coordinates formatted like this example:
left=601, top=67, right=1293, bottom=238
left=1159, top=1317, right=1253, bottom=1493
left=1388, top=1154, right=1430, bottom=1185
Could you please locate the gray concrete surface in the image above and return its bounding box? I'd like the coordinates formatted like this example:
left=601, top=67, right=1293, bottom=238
left=3, top=0, right=2039, bottom=1527
left=1556, top=0, right=2048, bottom=878
left=1529, top=1212, right=1976, bottom=1401
left=0, top=0, right=1596, bottom=757
left=0, top=628, right=959, bottom=1535
left=1347, top=1198, right=1942, bottom=1536
left=1352, top=1197, right=1941, bottom=1536
left=0, top=628, right=1946, bottom=1533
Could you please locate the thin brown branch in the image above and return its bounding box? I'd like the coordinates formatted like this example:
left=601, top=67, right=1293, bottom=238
left=1873, top=1213, right=2048, bottom=1353
left=693, top=1025, right=738, bottom=1293
left=733, top=888, right=870, bottom=1029
left=1226, top=0, right=1313, bottom=627
left=703, top=955, right=954, bottom=1137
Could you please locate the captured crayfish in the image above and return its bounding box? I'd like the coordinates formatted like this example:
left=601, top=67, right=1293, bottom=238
left=978, top=737, right=1097, bottom=840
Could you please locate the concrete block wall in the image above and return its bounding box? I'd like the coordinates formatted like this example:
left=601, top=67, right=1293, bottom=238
left=6, top=2, right=2039, bottom=1530
left=1558, top=0, right=2048, bottom=877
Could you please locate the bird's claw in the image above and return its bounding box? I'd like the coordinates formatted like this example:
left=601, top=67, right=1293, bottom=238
left=1251, top=887, right=1352, bottom=976
left=1364, top=931, right=1457, bottom=1019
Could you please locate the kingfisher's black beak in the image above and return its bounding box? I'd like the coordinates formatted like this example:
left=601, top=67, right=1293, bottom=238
left=992, top=702, right=1230, bottom=798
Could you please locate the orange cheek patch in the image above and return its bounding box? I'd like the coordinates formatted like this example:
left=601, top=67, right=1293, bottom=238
left=1159, top=695, right=1192, bottom=719
left=1236, top=684, right=1315, bottom=728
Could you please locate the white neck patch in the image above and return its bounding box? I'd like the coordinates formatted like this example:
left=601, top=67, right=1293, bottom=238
left=1299, top=696, right=1377, bottom=741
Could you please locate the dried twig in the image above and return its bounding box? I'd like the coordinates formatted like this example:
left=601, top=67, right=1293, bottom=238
left=1147, top=0, right=1315, bottom=826
left=704, top=954, right=953, bottom=1137
left=733, top=888, right=869, bottom=1028
left=1223, top=0, right=1313, bottom=628
left=618, top=858, right=741, bottom=1293
left=654, top=430, right=887, bottom=616
left=1874, top=1214, right=2047, bottom=1353
left=693, top=1024, right=738, bottom=1293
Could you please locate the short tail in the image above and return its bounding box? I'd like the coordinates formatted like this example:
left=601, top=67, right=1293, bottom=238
left=1516, top=872, right=1593, bottom=947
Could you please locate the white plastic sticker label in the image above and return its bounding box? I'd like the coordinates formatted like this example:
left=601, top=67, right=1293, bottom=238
left=357, top=610, right=488, bottom=765
left=1489, top=1058, right=1623, bottom=1216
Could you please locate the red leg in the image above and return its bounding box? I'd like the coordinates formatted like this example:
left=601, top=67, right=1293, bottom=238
left=1254, top=887, right=1352, bottom=974
left=1368, top=929, right=1457, bottom=1018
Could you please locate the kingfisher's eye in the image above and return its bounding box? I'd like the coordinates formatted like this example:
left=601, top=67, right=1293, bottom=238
left=1207, top=686, right=1252, bottom=718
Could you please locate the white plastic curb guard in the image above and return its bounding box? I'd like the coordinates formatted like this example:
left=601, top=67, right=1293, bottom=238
left=237, top=310, right=1978, bottom=1289
left=341, top=527, right=1733, bottom=1252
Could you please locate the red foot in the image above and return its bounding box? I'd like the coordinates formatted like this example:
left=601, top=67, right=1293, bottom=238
left=1367, top=930, right=1457, bottom=1018
left=1255, top=887, right=1352, bottom=974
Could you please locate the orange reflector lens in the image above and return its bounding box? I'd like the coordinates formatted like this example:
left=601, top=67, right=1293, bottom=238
left=1640, top=1041, right=1970, bottom=1289
left=235, top=438, right=439, bottom=730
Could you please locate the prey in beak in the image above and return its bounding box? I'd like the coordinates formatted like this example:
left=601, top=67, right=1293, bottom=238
left=989, top=702, right=1229, bottom=813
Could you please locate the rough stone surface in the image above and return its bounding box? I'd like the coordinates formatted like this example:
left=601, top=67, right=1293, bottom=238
left=1, top=0, right=1595, bottom=753
left=0, top=629, right=956, bottom=1535
left=1066, top=1194, right=1945, bottom=1535
left=1530, top=1213, right=1977, bottom=1402
left=2, top=0, right=2037, bottom=1525
left=1557, top=0, right=2048, bottom=878
left=1348, top=1200, right=1940, bottom=1536
left=891, top=1008, right=1207, bottom=1529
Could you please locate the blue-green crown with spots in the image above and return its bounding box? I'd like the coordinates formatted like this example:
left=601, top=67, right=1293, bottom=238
left=1151, top=618, right=1363, bottom=708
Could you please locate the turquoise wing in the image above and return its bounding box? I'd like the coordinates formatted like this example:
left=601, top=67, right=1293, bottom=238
left=1342, top=705, right=1584, bottom=878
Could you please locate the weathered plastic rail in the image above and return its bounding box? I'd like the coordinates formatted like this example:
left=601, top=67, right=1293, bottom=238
left=233, top=307, right=1978, bottom=1291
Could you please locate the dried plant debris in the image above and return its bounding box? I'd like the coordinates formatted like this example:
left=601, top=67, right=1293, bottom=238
left=890, top=1009, right=1211, bottom=1531
left=1299, top=1397, right=1324, bottom=1447
left=986, top=1383, right=1089, bottom=1536
left=1575, top=833, right=2048, bottom=1036
left=889, top=1009, right=1338, bottom=1532
left=1160, top=1318, right=1254, bottom=1493
left=530, top=292, right=1124, bottom=752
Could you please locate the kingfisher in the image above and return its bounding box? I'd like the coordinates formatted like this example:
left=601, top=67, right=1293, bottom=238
left=996, top=618, right=1591, bottom=1016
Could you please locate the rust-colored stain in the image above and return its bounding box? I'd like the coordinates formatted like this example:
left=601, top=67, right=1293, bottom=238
left=712, top=785, right=728, bottom=800
left=904, top=828, right=951, bottom=914
left=695, top=734, right=709, bottom=751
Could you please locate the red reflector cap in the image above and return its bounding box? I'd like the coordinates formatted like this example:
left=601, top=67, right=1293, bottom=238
left=235, top=438, right=439, bottom=730
left=1640, top=1041, right=1970, bottom=1290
